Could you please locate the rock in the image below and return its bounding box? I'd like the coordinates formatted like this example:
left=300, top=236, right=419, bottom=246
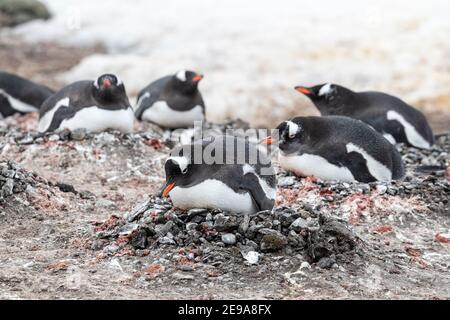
left=79, top=190, right=96, bottom=200
left=187, top=208, right=208, bottom=216
left=289, top=217, right=308, bottom=231
left=131, top=230, right=147, bottom=249
left=56, top=182, right=77, bottom=194
left=124, top=197, right=151, bottom=222
left=213, top=213, right=239, bottom=231
left=96, top=199, right=116, bottom=209
left=103, top=244, right=120, bottom=254
left=278, top=176, right=295, bottom=187
left=259, top=229, right=288, bottom=252
left=70, top=128, right=88, bottom=141
left=155, top=221, right=175, bottom=236
left=221, top=233, right=236, bottom=245
left=0, top=0, right=51, bottom=27
left=241, top=250, right=260, bottom=265
left=238, top=214, right=250, bottom=234
left=158, top=236, right=176, bottom=245
left=317, top=256, right=336, bottom=269
left=172, top=272, right=194, bottom=280
left=306, top=215, right=356, bottom=262
left=300, top=261, right=311, bottom=270
left=186, top=222, right=198, bottom=231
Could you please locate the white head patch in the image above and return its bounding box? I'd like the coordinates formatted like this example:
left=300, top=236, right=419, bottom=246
left=319, top=83, right=333, bottom=96
left=168, top=156, right=189, bottom=173
left=115, top=75, right=123, bottom=86
left=176, top=70, right=187, bottom=82
left=286, top=121, right=299, bottom=138
left=93, top=77, right=100, bottom=89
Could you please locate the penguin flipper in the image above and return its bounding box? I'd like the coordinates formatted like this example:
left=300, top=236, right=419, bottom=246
left=135, top=91, right=159, bottom=120
left=0, top=94, right=17, bottom=117
left=240, top=173, right=274, bottom=212
left=46, top=106, right=77, bottom=132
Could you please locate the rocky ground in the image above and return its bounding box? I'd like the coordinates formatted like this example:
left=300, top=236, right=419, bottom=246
left=0, top=112, right=448, bottom=299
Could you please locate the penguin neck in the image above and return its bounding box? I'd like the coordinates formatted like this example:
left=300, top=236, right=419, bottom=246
left=92, top=87, right=129, bottom=109
left=167, top=78, right=197, bottom=96
left=316, top=90, right=359, bottom=117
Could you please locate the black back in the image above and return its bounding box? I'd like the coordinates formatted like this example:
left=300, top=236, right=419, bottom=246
left=0, top=71, right=54, bottom=116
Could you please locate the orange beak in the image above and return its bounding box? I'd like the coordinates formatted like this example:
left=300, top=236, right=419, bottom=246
left=162, top=182, right=175, bottom=197
left=295, top=86, right=311, bottom=95
left=261, top=136, right=273, bottom=145
left=102, top=79, right=112, bottom=88
left=192, top=74, right=204, bottom=82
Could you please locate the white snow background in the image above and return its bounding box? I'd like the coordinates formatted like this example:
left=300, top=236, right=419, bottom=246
left=12, top=0, right=450, bottom=126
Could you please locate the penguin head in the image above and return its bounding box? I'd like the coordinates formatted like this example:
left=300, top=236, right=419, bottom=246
left=294, top=83, right=353, bottom=115
left=263, top=119, right=305, bottom=155
left=93, top=74, right=126, bottom=102
left=162, top=155, right=191, bottom=197
left=171, top=70, right=204, bottom=95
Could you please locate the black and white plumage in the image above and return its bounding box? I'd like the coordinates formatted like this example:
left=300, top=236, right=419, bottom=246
left=295, top=83, right=435, bottom=149
left=38, top=74, right=134, bottom=133
left=135, top=70, right=205, bottom=128
left=161, top=135, right=277, bottom=214
left=0, top=71, right=54, bottom=118
left=265, top=116, right=405, bottom=183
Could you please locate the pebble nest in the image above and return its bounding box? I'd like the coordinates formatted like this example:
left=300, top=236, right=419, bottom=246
left=1, top=120, right=448, bottom=268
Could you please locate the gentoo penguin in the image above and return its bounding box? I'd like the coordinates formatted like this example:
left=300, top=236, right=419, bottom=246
left=38, top=74, right=134, bottom=133
left=161, top=135, right=277, bottom=214
left=295, top=83, right=435, bottom=149
left=135, top=70, right=205, bottom=128
left=263, top=116, right=405, bottom=183
left=0, top=71, right=54, bottom=118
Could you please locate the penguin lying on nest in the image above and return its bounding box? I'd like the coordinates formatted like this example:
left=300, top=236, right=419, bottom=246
left=295, top=83, right=435, bottom=149
left=263, top=116, right=405, bottom=183
left=161, top=135, right=277, bottom=214
left=38, top=74, right=134, bottom=133
left=0, top=71, right=54, bottom=118
left=135, top=70, right=205, bottom=129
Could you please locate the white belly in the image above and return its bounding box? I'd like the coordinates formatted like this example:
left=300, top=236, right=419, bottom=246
left=278, top=153, right=355, bottom=182
left=169, top=179, right=257, bottom=214
left=142, top=101, right=204, bottom=128
left=0, top=88, right=38, bottom=113
left=59, top=106, right=135, bottom=133
left=386, top=110, right=431, bottom=149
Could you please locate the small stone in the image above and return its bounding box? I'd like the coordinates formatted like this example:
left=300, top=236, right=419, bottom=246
left=103, top=244, right=120, bottom=254
left=70, top=128, right=87, bottom=141
left=278, top=176, right=295, bottom=187
left=317, top=256, right=336, bottom=269
left=173, top=272, right=194, bottom=280
left=96, top=199, right=116, bottom=209
left=242, top=251, right=260, bottom=265
left=259, top=230, right=288, bottom=252
left=300, top=261, right=311, bottom=270
left=221, top=233, right=236, bottom=245
left=186, top=222, right=198, bottom=231
left=290, top=217, right=308, bottom=231
left=131, top=230, right=147, bottom=249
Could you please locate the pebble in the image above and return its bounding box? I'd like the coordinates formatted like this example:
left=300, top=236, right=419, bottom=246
left=221, top=233, right=237, bottom=245
left=278, top=176, right=295, bottom=187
